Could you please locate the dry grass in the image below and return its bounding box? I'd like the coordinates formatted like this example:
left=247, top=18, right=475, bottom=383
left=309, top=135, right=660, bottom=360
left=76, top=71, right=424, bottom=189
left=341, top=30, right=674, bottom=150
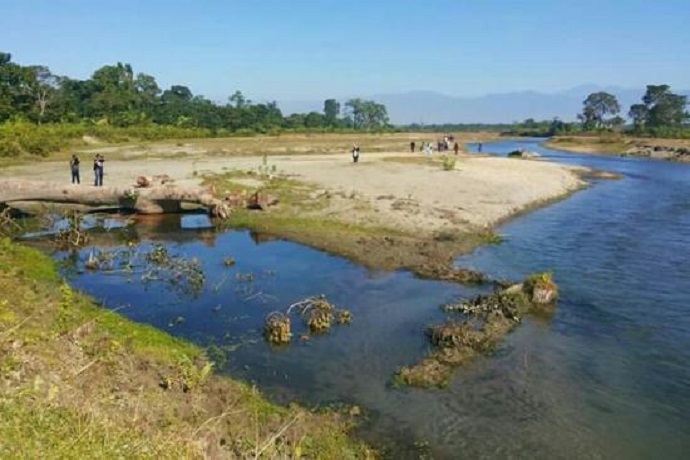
left=1, top=132, right=502, bottom=167
left=0, top=238, right=374, bottom=458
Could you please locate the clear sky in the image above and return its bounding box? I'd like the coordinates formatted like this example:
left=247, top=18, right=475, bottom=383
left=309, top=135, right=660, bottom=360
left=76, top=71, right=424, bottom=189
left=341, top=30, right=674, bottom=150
left=2, top=0, right=688, bottom=102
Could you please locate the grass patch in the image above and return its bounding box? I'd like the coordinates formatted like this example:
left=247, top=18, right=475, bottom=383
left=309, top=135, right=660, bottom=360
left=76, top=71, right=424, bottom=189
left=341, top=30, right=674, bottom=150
left=544, top=135, right=630, bottom=154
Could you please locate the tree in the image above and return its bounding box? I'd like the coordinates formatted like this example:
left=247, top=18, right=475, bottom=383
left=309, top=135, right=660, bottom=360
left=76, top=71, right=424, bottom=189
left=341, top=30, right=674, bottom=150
left=0, top=52, right=35, bottom=121
left=89, top=63, right=138, bottom=122
left=228, top=90, right=249, bottom=108
left=628, top=103, right=648, bottom=130
left=635, top=85, right=688, bottom=129
left=578, top=92, right=620, bottom=130
left=344, top=98, right=389, bottom=130
left=26, top=66, right=59, bottom=123
left=323, top=99, right=340, bottom=126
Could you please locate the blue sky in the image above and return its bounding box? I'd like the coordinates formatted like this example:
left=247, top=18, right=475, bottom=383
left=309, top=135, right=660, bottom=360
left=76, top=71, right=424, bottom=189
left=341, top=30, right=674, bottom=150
left=2, top=0, right=688, bottom=102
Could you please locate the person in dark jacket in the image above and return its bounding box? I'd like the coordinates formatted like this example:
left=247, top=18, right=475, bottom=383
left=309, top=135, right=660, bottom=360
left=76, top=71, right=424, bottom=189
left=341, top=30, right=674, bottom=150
left=70, top=154, right=80, bottom=184
left=93, top=154, right=105, bottom=186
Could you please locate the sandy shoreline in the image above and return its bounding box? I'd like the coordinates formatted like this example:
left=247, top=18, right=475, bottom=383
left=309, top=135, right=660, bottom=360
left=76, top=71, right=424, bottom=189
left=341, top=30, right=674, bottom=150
left=1, top=151, right=585, bottom=235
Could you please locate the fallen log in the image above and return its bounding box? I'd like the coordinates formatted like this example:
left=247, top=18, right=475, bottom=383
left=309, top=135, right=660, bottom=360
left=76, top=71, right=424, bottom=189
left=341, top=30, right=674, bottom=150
left=0, top=179, right=229, bottom=218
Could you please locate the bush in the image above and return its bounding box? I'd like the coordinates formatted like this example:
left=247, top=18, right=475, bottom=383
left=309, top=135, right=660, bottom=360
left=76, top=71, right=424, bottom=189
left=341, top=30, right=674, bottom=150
left=0, top=138, right=22, bottom=157
left=441, top=155, right=456, bottom=171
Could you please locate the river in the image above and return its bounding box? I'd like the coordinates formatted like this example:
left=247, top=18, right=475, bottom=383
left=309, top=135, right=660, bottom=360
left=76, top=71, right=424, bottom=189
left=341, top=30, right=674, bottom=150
left=61, top=139, right=690, bottom=459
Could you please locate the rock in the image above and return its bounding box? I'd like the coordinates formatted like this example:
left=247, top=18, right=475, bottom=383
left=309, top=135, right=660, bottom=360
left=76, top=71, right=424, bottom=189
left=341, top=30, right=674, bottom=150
left=246, top=192, right=279, bottom=210
left=532, top=286, right=558, bottom=304
left=503, top=283, right=524, bottom=295
left=136, top=176, right=152, bottom=188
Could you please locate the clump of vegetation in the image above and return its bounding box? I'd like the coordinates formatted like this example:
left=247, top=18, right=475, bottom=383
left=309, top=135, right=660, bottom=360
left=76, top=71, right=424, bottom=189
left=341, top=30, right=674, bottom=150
left=222, top=256, right=236, bottom=267
left=305, top=298, right=335, bottom=333
left=0, top=207, right=22, bottom=238
left=141, top=245, right=205, bottom=296
left=479, top=229, right=504, bottom=245
left=262, top=295, right=353, bottom=344
left=396, top=273, right=559, bottom=388
left=338, top=310, right=353, bottom=325
left=440, top=155, right=457, bottom=171
left=263, top=312, right=293, bottom=345
left=78, top=243, right=206, bottom=297
left=54, top=211, right=89, bottom=249
left=524, top=271, right=559, bottom=305
left=415, top=263, right=486, bottom=285
left=256, top=153, right=278, bottom=178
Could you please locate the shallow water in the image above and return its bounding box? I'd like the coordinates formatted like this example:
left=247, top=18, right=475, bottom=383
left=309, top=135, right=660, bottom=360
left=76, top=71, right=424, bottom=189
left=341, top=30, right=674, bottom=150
left=62, top=140, right=690, bottom=459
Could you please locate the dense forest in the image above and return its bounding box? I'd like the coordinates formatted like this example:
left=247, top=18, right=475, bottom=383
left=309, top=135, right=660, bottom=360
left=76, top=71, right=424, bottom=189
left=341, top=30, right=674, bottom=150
left=0, top=52, right=391, bottom=156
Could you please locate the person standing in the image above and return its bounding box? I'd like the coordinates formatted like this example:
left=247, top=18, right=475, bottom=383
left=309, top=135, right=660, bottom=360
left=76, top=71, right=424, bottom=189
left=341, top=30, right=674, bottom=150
left=70, top=154, right=80, bottom=184
left=97, top=155, right=105, bottom=186
left=453, top=142, right=460, bottom=155
left=93, top=155, right=100, bottom=186
left=351, top=145, right=360, bottom=163
left=478, top=142, right=483, bottom=153
left=410, top=141, right=416, bottom=153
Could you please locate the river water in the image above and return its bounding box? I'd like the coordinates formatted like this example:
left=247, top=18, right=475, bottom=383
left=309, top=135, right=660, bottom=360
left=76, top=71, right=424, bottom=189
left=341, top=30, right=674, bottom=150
left=61, top=140, right=690, bottom=459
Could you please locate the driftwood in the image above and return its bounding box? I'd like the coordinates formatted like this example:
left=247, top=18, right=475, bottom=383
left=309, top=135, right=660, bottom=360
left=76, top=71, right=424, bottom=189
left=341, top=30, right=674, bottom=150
left=0, top=179, right=229, bottom=218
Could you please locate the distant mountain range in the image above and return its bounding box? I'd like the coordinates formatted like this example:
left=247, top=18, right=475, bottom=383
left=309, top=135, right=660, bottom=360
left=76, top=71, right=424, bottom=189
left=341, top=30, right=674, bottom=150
left=277, top=85, right=690, bottom=125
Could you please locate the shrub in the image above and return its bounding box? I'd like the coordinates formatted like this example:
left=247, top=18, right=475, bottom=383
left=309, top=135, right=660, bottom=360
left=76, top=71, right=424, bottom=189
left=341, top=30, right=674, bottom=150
left=441, top=155, right=456, bottom=171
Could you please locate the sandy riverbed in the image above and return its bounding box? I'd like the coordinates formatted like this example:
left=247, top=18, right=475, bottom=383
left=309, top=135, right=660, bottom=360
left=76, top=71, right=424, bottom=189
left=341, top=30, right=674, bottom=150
left=1, top=151, right=585, bottom=235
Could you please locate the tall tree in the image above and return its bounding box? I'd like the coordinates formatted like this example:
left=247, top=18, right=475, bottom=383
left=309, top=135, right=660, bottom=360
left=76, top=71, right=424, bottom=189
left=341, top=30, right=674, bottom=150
left=640, top=85, right=687, bottom=128
left=26, top=65, right=59, bottom=123
left=344, top=98, right=389, bottom=130
left=323, top=99, right=340, bottom=126
left=0, top=52, right=34, bottom=121
left=628, top=103, right=648, bottom=130
left=578, top=92, right=621, bottom=130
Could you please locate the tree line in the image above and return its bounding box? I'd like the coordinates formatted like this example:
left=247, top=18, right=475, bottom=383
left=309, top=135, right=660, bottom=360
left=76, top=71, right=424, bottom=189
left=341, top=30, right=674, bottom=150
left=0, top=52, right=389, bottom=133
left=578, top=85, right=688, bottom=136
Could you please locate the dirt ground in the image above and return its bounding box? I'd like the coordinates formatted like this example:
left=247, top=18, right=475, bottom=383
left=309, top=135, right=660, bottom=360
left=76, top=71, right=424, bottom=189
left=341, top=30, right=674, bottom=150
left=1, top=150, right=585, bottom=236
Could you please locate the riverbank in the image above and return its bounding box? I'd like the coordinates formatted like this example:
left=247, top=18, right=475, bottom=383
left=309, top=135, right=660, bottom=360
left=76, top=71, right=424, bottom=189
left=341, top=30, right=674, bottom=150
left=0, top=238, right=373, bottom=458
left=1, top=144, right=586, bottom=273
left=544, top=135, right=690, bottom=161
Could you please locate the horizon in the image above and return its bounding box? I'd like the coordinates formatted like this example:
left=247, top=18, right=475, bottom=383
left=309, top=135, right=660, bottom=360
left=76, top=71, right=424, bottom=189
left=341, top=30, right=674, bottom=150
left=2, top=0, right=689, bottom=104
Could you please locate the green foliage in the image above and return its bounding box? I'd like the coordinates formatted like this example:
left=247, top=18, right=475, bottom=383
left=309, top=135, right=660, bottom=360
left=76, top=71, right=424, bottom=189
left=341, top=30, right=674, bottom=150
left=0, top=50, right=392, bottom=141
left=578, top=92, right=621, bottom=131
left=441, top=155, right=456, bottom=170
left=626, top=84, right=689, bottom=135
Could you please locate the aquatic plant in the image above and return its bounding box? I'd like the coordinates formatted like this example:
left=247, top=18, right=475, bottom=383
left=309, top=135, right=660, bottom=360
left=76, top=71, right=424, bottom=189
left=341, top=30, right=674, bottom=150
left=0, top=207, right=22, bottom=238
left=264, top=312, right=292, bottom=344
left=524, top=271, right=559, bottom=304
left=262, top=295, right=354, bottom=344
left=54, top=211, right=89, bottom=249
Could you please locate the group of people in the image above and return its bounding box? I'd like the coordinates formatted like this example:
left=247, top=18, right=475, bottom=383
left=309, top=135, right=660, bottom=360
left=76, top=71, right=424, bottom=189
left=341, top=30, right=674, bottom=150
left=411, top=138, right=460, bottom=156
left=69, top=153, right=105, bottom=186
